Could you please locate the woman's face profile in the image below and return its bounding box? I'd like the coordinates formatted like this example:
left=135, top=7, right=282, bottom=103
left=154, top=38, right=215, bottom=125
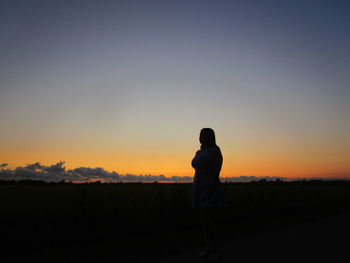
left=199, top=128, right=216, bottom=147
left=199, top=131, right=208, bottom=145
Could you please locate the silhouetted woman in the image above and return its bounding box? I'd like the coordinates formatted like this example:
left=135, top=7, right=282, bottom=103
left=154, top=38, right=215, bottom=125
left=191, top=128, right=224, bottom=260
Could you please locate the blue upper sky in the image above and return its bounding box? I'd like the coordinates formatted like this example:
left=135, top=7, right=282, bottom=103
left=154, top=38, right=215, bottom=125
left=1, top=0, right=349, bottom=177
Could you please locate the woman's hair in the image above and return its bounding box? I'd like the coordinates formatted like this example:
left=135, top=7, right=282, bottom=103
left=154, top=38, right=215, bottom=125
left=200, top=128, right=217, bottom=148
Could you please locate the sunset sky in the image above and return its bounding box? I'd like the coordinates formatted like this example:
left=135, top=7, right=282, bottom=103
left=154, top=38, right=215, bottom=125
left=1, top=0, right=349, bottom=178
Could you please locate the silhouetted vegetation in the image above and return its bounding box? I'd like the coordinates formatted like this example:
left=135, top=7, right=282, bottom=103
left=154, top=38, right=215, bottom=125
left=1, top=180, right=350, bottom=262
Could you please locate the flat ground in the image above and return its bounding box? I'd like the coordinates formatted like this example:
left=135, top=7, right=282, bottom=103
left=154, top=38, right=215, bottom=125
left=4, top=212, right=350, bottom=263
left=3, top=182, right=350, bottom=263
left=147, top=213, right=350, bottom=263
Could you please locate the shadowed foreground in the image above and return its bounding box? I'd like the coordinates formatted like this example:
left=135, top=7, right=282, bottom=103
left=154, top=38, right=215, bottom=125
left=149, top=212, right=350, bottom=263
left=2, top=181, right=350, bottom=262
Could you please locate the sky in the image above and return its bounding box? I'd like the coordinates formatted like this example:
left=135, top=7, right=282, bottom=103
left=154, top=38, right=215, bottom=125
left=1, top=0, right=349, bottom=178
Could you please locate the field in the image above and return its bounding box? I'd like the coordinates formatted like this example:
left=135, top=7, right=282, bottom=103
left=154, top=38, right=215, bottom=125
left=1, top=180, right=350, bottom=262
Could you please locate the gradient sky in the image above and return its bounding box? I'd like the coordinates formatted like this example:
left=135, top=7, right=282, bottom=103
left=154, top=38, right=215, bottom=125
left=1, top=0, right=349, bottom=178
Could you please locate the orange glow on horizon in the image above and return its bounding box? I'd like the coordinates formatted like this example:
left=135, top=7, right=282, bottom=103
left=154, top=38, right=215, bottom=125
left=1, top=130, right=349, bottom=179
left=1, top=148, right=349, bottom=179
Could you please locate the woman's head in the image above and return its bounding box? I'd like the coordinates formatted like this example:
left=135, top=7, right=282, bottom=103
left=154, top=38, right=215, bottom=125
left=199, top=128, right=216, bottom=148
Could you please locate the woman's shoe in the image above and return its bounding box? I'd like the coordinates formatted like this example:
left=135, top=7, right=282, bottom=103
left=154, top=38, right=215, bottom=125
left=199, top=249, right=210, bottom=258
left=207, top=251, right=221, bottom=261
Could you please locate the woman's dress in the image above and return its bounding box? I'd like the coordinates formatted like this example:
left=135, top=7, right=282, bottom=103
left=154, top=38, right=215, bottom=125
left=191, top=146, right=227, bottom=208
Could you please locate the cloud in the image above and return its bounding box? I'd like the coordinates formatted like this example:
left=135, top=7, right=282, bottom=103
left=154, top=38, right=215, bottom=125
left=44, top=161, right=65, bottom=173
left=221, top=176, right=286, bottom=182
left=3, top=161, right=348, bottom=183
left=0, top=161, right=194, bottom=183
left=0, top=163, right=8, bottom=168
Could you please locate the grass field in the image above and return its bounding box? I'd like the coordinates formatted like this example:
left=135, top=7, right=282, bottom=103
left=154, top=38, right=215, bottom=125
left=1, top=180, right=350, bottom=262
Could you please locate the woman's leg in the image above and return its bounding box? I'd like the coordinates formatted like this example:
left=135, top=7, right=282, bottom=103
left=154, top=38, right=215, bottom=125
left=200, top=207, right=218, bottom=253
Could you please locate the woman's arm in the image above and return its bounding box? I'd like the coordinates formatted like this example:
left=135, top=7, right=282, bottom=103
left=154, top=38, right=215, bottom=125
left=191, top=150, right=211, bottom=169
